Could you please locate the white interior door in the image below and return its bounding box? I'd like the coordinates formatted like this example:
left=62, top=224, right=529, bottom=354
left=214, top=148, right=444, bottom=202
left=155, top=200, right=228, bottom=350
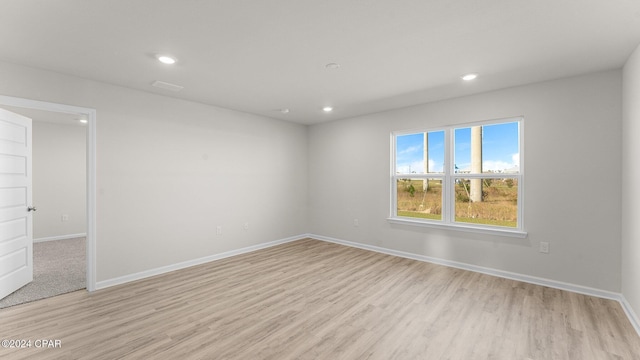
left=0, top=107, right=33, bottom=300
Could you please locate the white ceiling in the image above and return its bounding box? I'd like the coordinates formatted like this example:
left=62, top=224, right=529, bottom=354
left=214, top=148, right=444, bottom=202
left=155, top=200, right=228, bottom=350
left=1, top=1, right=639, bottom=125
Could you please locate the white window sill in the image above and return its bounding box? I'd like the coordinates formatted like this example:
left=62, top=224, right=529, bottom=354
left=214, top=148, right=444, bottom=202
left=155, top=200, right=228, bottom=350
left=387, top=217, right=528, bottom=238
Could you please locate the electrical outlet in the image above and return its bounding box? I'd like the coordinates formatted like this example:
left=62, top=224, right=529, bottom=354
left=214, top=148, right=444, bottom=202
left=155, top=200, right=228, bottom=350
left=61, top=214, right=69, bottom=222
left=354, top=219, right=359, bottom=227
left=216, top=226, right=222, bottom=235
left=243, top=222, right=249, bottom=231
left=539, top=242, right=549, bottom=254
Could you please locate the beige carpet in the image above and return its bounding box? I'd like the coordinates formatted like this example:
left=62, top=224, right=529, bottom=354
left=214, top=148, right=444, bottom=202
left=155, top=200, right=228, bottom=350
left=0, top=237, right=85, bottom=309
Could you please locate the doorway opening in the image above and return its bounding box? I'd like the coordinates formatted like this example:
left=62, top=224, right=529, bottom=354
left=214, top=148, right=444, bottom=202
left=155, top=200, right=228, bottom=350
left=0, top=108, right=86, bottom=307
left=0, top=96, right=96, bottom=299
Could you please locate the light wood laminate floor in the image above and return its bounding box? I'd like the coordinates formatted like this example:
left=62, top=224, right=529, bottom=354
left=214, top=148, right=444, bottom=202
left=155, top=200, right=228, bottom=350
left=1, top=239, right=639, bottom=359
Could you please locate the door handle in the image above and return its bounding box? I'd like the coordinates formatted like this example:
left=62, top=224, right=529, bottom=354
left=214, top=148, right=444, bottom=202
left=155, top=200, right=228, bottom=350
left=27, top=207, right=37, bottom=212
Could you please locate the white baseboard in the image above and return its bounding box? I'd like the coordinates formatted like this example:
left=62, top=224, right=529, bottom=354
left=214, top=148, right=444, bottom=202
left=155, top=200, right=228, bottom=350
left=34, top=233, right=87, bottom=243
left=309, top=234, right=640, bottom=337
left=309, top=233, right=620, bottom=300
left=308, top=233, right=640, bottom=337
left=95, top=234, right=307, bottom=290
left=621, top=295, right=640, bottom=337
left=92, top=231, right=640, bottom=338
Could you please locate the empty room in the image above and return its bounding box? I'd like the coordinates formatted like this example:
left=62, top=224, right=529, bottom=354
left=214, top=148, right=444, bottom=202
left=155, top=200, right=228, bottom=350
left=1, top=1, right=640, bottom=359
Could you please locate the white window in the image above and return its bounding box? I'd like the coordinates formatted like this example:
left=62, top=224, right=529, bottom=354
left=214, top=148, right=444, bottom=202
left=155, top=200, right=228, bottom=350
left=389, top=117, right=525, bottom=237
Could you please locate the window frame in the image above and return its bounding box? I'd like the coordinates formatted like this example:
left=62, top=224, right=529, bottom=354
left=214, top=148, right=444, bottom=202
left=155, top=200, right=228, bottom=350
left=389, top=117, right=526, bottom=238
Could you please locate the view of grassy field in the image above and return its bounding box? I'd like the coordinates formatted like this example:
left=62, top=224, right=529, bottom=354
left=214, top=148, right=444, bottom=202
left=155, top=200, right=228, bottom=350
left=396, top=179, right=518, bottom=227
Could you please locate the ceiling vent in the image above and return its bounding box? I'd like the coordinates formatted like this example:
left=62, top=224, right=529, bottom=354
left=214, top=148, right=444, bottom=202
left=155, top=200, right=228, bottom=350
left=152, top=80, right=184, bottom=92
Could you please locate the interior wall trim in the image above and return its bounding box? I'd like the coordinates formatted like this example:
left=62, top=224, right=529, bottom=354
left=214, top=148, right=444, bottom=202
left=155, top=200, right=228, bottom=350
left=95, top=234, right=307, bottom=290
left=34, top=233, right=87, bottom=243
left=307, top=233, right=640, bottom=337
left=621, top=295, right=640, bottom=337
left=94, top=232, right=640, bottom=338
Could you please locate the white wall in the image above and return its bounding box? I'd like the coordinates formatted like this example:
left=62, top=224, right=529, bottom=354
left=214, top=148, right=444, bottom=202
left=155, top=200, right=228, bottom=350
left=622, top=44, right=640, bottom=322
left=32, top=120, right=86, bottom=240
left=309, top=70, right=622, bottom=292
left=0, top=59, right=627, bottom=295
left=0, top=61, right=308, bottom=282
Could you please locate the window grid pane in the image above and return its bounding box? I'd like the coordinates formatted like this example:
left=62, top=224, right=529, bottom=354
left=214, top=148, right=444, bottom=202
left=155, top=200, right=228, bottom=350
left=453, top=178, right=518, bottom=228
left=392, top=117, right=523, bottom=232
left=396, top=178, right=443, bottom=221
left=395, top=130, right=446, bottom=175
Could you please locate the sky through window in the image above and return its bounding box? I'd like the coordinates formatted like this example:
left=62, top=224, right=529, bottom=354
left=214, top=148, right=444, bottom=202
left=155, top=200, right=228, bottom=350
left=396, top=122, right=519, bottom=174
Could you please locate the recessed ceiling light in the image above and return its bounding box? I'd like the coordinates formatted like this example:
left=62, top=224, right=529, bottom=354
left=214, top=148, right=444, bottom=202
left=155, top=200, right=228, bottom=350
left=279, top=108, right=290, bottom=114
left=323, top=106, right=333, bottom=112
left=79, top=118, right=88, bottom=124
left=325, top=63, right=341, bottom=69
left=462, top=73, right=478, bottom=81
left=157, top=55, right=177, bottom=65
